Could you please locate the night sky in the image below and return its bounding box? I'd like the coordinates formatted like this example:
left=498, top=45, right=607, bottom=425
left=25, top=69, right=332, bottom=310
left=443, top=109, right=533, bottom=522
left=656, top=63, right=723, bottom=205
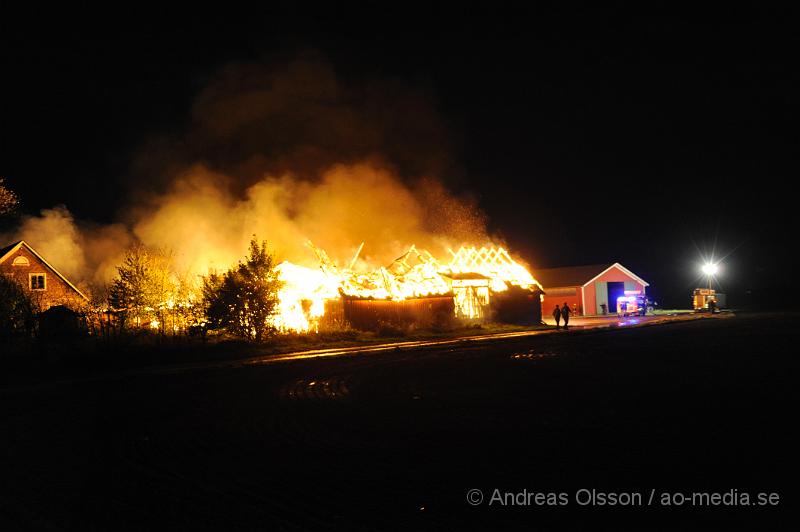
left=2, top=5, right=797, bottom=308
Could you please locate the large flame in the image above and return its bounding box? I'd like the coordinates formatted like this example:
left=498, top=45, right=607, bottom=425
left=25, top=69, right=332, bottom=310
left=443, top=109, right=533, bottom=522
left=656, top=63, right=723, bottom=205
left=447, top=246, right=539, bottom=292
left=271, top=243, right=541, bottom=332
left=273, top=261, right=340, bottom=332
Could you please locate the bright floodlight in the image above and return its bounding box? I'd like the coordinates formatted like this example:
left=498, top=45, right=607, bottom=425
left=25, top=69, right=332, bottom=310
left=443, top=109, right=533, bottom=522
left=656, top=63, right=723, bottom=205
left=701, top=263, right=719, bottom=276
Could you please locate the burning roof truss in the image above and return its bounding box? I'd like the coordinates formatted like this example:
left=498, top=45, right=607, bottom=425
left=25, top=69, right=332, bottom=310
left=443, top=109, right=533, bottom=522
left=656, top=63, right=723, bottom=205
left=272, top=242, right=542, bottom=332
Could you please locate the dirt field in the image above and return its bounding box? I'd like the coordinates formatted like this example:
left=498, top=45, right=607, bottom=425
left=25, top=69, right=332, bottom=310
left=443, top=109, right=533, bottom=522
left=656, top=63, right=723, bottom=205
left=1, top=313, right=796, bottom=530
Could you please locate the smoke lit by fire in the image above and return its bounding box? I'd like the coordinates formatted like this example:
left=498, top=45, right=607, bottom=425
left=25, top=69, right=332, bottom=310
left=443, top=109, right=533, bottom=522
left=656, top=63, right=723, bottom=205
left=3, top=56, right=542, bottom=332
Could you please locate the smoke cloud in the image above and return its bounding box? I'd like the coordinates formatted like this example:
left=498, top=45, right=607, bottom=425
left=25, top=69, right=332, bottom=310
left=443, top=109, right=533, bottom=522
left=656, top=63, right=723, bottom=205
left=130, top=162, right=487, bottom=276
left=6, top=206, right=134, bottom=288
left=131, top=53, right=458, bottom=194
left=11, top=206, right=87, bottom=281
left=5, top=54, right=494, bottom=293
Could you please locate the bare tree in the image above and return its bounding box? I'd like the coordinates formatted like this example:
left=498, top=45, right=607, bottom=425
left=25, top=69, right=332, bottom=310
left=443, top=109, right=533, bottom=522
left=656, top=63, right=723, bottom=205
left=0, top=178, right=20, bottom=218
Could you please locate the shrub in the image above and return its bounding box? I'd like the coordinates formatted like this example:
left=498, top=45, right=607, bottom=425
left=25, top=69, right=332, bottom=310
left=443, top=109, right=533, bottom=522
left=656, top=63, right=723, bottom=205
left=0, top=275, right=36, bottom=341
left=202, top=238, right=282, bottom=342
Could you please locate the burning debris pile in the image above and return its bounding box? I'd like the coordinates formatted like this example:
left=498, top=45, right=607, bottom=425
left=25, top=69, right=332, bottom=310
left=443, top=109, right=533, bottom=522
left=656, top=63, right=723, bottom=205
left=273, top=243, right=543, bottom=333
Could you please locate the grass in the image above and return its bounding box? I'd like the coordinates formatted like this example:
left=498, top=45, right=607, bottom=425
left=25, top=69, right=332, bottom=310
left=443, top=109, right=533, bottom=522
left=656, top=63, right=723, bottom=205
left=261, top=322, right=550, bottom=354
left=0, top=321, right=553, bottom=378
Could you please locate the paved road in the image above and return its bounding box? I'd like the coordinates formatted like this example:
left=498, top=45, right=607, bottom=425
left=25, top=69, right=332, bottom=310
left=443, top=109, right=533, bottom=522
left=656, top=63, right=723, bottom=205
left=255, top=313, right=708, bottom=365
left=542, top=312, right=695, bottom=328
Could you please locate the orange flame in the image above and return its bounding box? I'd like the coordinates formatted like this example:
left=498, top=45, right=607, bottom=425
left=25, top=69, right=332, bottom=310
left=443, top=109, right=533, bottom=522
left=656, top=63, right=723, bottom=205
left=271, top=244, right=540, bottom=332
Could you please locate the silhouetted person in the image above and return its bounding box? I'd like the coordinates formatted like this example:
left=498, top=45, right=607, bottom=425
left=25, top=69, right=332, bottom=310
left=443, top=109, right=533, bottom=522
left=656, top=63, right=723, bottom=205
left=552, top=304, right=561, bottom=328
left=561, top=301, right=571, bottom=328
left=708, top=298, right=717, bottom=314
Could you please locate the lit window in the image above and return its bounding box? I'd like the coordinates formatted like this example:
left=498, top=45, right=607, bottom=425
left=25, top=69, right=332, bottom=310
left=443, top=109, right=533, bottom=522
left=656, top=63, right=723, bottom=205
left=30, top=274, right=46, bottom=290
left=13, top=256, right=30, bottom=266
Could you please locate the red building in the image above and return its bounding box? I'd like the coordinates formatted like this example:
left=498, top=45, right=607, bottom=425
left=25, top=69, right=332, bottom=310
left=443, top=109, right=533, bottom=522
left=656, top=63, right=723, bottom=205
left=536, top=263, right=649, bottom=316
left=0, top=240, right=88, bottom=310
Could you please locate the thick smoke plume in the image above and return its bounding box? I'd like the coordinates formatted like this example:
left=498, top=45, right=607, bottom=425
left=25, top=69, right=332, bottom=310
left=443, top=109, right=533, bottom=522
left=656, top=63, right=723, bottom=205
left=9, top=206, right=133, bottom=286
left=5, top=55, right=492, bottom=293
left=131, top=162, right=487, bottom=275
left=132, top=53, right=457, bottom=192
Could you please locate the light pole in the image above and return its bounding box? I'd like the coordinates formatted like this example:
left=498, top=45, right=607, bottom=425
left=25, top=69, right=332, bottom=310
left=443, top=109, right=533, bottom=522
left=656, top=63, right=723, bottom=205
left=701, top=263, right=718, bottom=290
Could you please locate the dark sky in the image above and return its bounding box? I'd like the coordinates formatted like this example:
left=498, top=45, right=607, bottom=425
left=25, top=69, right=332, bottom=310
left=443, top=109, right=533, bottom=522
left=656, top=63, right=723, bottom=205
left=2, top=5, right=797, bottom=308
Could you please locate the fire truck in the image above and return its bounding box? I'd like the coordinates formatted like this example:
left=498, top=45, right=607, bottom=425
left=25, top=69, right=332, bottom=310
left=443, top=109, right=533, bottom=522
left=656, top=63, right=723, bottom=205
left=693, top=288, right=723, bottom=312
left=616, top=291, right=654, bottom=317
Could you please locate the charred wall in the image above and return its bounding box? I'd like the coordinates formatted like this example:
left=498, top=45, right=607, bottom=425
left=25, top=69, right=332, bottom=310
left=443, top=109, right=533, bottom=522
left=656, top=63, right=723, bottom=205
left=340, top=295, right=455, bottom=332
left=490, top=286, right=543, bottom=325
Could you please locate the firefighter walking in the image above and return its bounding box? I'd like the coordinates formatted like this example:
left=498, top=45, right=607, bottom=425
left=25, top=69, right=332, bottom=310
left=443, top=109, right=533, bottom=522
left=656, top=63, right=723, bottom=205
left=561, top=302, right=571, bottom=329
left=552, top=304, right=562, bottom=328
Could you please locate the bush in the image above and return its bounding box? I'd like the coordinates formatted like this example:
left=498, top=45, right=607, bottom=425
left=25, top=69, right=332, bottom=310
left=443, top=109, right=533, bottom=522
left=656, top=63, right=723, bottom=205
left=108, top=245, right=174, bottom=331
left=0, top=275, right=36, bottom=341
left=376, top=321, right=408, bottom=338
left=202, top=238, right=282, bottom=342
left=39, top=305, right=86, bottom=339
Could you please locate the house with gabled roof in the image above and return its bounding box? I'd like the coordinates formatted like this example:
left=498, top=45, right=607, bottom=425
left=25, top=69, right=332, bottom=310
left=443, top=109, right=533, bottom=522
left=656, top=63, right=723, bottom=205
left=536, top=262, right=649, bottom=317
left=0, top=240, right=88, bottom=310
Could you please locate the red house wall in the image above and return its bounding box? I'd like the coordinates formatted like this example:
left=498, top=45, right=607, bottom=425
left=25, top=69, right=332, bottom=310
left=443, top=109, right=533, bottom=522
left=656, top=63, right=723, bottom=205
left=584, top=283, right=596, bottom=315
left=541, top=287, right=582, bottom=317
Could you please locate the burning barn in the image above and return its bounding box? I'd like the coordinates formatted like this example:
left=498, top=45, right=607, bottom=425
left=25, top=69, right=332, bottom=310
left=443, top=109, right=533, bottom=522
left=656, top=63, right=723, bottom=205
left=275, top=244, right=543, bottom=332
left=442, top=272, right=491, bottom=321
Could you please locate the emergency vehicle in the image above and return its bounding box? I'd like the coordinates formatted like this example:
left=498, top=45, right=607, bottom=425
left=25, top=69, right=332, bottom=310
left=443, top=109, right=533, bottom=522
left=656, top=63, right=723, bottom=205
left=616, top=290, right=654, bottom=316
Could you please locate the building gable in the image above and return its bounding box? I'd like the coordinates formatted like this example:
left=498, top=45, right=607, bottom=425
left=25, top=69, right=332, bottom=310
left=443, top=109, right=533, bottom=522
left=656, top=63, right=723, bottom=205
left=535, top=263, right=648, bottom=288
left=0, top=241, right=88, bottom=305
left=582, top=263, right=649, bottom=287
